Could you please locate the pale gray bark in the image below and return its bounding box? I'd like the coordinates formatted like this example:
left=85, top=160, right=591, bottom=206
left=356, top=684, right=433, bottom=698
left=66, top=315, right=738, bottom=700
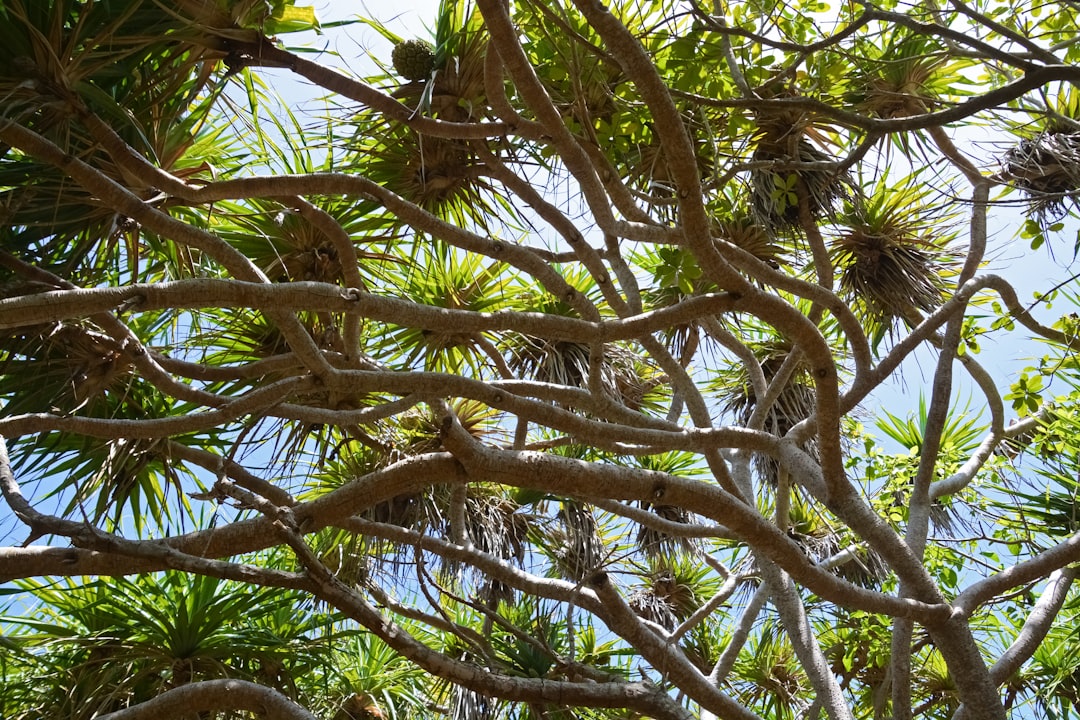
left=94, top=680, right=317, bottom=720
left=990, top=568, right=1076, bottom=685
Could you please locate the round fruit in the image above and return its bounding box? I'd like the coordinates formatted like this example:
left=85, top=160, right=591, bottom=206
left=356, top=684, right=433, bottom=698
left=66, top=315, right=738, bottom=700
left=392, top=39, right=436, bottom=82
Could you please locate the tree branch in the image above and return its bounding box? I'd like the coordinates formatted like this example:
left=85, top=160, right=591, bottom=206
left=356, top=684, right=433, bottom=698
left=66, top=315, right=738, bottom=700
left=94, top=679, right=317, bottom=720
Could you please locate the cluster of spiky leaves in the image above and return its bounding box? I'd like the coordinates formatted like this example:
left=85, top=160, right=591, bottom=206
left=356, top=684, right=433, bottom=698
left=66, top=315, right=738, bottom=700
left=729, top=620, right=812, bottom=718
left=830, top=181, right=958, bottom=344
left=846, top=33, right=961, bottom=121
left=349, top=0, right=493, bottom=229
left=628, top=559, right=717, bottom=630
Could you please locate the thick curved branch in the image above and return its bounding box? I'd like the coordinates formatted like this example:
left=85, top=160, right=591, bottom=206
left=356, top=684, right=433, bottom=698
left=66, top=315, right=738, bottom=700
left=989, top=567, right=1076, bottom=685
left=0, top=376, right=314, bottom=439
left=94, top=679, right=317, bottom=720
left=586, top=572, right=764, bottom=720
left=0, top=278, right=740, bottom=343
left=954, top=531, right=1080, bottom=616
left=0, top=121, right=336, bottom=379
left=474, top=0, right=626, bottom=235
left=285, top=529, right=695, bottom=720
left=569, top=0, right=854, bottom=515
left=439, top=412, right=951, bottom=621
left=228, top=38, right=513, bottom=140
left=679, top=63, right=1080, bottom=133
left=0, top=453, right=467, bottom=582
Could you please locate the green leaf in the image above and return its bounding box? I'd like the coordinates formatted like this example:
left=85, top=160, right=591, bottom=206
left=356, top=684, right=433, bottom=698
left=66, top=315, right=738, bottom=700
left=264, top=4, right=319, bottom=34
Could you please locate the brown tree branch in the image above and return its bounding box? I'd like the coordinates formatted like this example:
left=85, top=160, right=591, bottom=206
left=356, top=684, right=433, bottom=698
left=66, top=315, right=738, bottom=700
left=94, top=679, right=317, bottom=720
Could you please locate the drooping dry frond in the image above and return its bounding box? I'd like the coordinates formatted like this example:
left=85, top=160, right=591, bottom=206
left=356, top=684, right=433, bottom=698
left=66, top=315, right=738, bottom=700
left=1001, top=130, right=1080, bottom=225
left=635, top=502, right=697, bottom=558
left=716, top=337, right=818, bottom=485
left=507, top=337, right=664, bottom=410
left=545, top=500, right=603, bottom=582
left=750, top=139, right=854, bottom=233
left=830, top=183, right=957, bottom=341
left=715, top=212, right=789, bottom=270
